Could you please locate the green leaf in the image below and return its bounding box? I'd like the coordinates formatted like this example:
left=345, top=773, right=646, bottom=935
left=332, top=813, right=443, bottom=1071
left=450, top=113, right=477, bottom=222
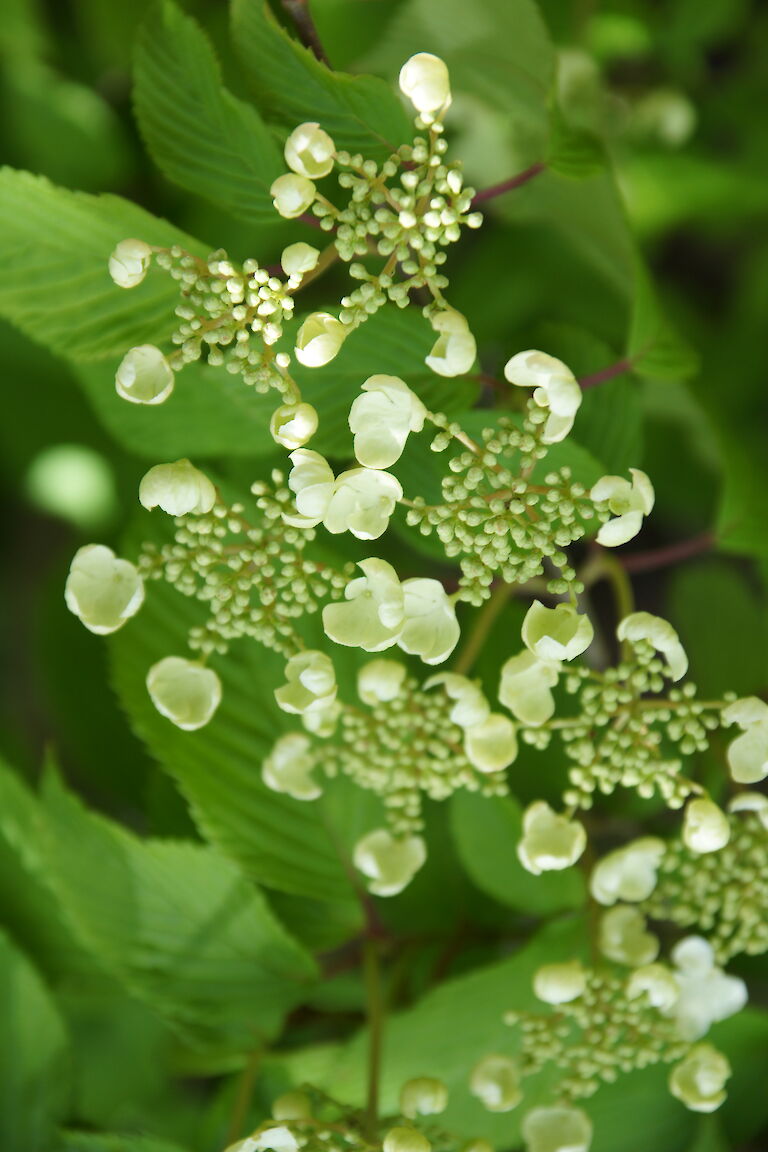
left=40, top=771, right=317, bottom=1052
left=0, top=167, right=204, bottom=361
left=716, top=424, right=768, bottom=561
left=450, top=791, right=585, bottom=915
left=231, top=0, right=412, bottom=160
left=547, top=104, right=606, bottom=180
left=0, top=929, right=70, bottom=1152
left=628, top=260, right=699, bottom=381
left=58, top=1136, right=189, bottom=1152
left=133, top=1, right=283, bottom=225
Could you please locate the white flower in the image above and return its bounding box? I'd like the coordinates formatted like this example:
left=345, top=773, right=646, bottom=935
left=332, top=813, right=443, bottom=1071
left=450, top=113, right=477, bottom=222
left=591, top=468, right=655, bottom=547
left=518, top=801, right=586, bottom=874
left=349, top=375, right=427, bottom=468
left=722, top=697, right=768, bottom=784
left=470, top=1054, right=521, bottom=1113
left=616, top=611, right=688, bottom=681
left=424, top=309, right=476, bottom=377
left=301, top=698, right=341, bottom=738
left=666, top=936, right=747, bottom=1040
left=115, top=344, right=174, bottom=405
left=533, top=960, right=587, bottom=1005
left=146, top=656, right=221, bottom=731
left=286, top=449, right=336, bottom=526
left=270, top=173, right=316, bottom=218
left=589, top=837, right=665, bottom=905
left=65, top=544, right=144, bottom=635
left=139, top=459, right=216, bottom=516
left=729, top=790, right=768, bottom=829
left=323, top=559, right=405, bottom=653
left=274, top=650, right=336, bottom=715
left=295, top=312, right=347, bottom=367
left=668, top=1044, right=731, bottom=1113
left=504, top=351, right=581, bottom=444
left=399, top=53, right=452, bottom=119
left=271, top=1092, right=312, bottom=1121
left=281, top=242, right=320, bottom=279
left=522, top=601, right=593, bottom=662
left=354, top=828, right=426, bottom=896
left=399, top=1077, right=448, bottom=1119
left=398, top=578, right=460, bottom=664
left=521, top=1106, right=592, bottom=1152
left=383, top=1129, right=431, bottom=1152
left=323, top=467, right=402, bottom=539
left=598, top=906, right=659, bottom=966
left=284, top=122, right=335, bottom=179
left=425, top=673, right=490, bottom=728
left=252, top=1127, right=299, bottom=1152
left=498, top=650, right=560, bottom=727
left=262, top=733, right=321, bottom=801
left=682, top=798, right=730, bottom=854
left=464, top=713, right=518, bottom=773
left=108, top=238, right=152, bottom=288
left=626, top=963, right=680, bottom=1011
left=270, top=402, right=319, bottom=450
left=357, top=659, right=407, bottom=705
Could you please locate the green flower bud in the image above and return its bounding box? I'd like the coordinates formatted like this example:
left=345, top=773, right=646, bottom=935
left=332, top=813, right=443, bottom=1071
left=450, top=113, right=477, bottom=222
left=108, top=238, right=152, bottom=288
left=270, top=403, right=319, bottom=450
left=399, top=1076, right=449, bottom=1119
left=470, top=1054, right=521, bottom=1113
left=668, top=1044, right=730, bottom=1113
left=383, top=1128, right=431, bottom=1152
left=115, top=344, right=174, bottom=405
left=65, top=544, right=144, bottom=634
left=146, top=656, right=221, bottom=731
left=285, top=122, right=335, bottom=179
left=271, top=1091, right=313, bottom=1121
left=270, top=173, right=316, bottom=219
left=354, top=828, right=426, bottom=896
left=139, top=459, right=216, bottom=516
left=521, top=1106, right=592, bottom=1152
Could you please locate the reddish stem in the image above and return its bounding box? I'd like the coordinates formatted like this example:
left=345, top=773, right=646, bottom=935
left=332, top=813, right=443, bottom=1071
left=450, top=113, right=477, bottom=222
left=578, top=357, right=633, bottom=389
left=471, top=162, right=547, bottom=206
left=280, top=0, right=330, bottom=65
left=621, top=532, right=714, bottom=574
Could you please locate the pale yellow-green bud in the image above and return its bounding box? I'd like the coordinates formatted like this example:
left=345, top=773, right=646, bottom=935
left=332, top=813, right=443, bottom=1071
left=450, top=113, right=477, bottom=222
left=521, top=1105, right=592, bottom=1152
left=399, top=53, right=452, bottom=119
left=469, top=1054, right=521, bottom=1113
left=518, top=801, right=586, bottom=875
left=295, top=312, right=347, bottom=368
left=522, top=601, right=593, bottom=662
left=284, top=122, right=335, bottom=179
left=598, top=906, right=659, bottom=967
left=682, top=798, right=730, bottom=854
left=464, top=713, right=518, bottom=773
left=533, top=960, right=586, bottom=1005
left=498, top=650, right=559, bottom=727
left=65, top=544, right=144, bottom=635
left=358, top=659, right=407, bottom=705
left=281, top=242, right=320, bottom=279
left=146, top=656, right=221, bottom=731
left=590, top=837, right=665, bottom=905
left=668, top=1044, right=731, bottom=1113
left=262, top=733, right=321, bottom=801
left=270, top=403, right=319, bottom=450
left=354, top=828, right=426, bottom=896
left=270, top=173, right=316, bottom=218
left=274, top=650, right=336, bottom=716
left=139, top=459, right=216, bottom=516
left=108, top=238, right=152, bottom=288
left=626, top=963, right=679, bottom=1011
left=399, top=1076, right=448, bottom=1119
left=115, top=344, right=174, bottom=405
left=383, top=1127, right=431, bottom=1152
left=251, top=1127, right=299, bottom=1152
left=271, top=1091, right=313, bottom=1122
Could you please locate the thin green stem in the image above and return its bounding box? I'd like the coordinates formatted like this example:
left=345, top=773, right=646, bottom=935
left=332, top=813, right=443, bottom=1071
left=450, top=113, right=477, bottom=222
left=225, top=1050, right=261, bottom=1147
left=362, top=936, right=385, bottom=1139
left=452, top=582, right=515, bottom=675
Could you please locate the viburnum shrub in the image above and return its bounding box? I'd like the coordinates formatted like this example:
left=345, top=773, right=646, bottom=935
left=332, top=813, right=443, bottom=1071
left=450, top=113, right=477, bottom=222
left=1, top=3, right=767, bottom=1152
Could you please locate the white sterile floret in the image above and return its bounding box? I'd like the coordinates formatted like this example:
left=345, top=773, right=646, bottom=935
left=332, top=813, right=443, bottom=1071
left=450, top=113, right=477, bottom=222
left=383, top=1128, right=431, bottom=1152
left=626, top=963, right=680, bottom=1011
left=274, top=650, right=337, bottom=715
left=425, top=673, right=490, bottom=728
left=271, top=1091, right=313, bottom=1121
left=358, top=659, right=407, bottom=705
left=270, top=402, right=319, bottom=450
left=284, top=122, right=335, bottom=179
left=598, top=906, right=659, bottom=966
left=301, top=698, right=341, bottom=738
left=533, top=960, right=587, bottom=1005
left=270, top=173, right=317, bottom=218
left=108, top=238, right=152, bottom=288
left=470, top=1054, right=521, bottom=1113
left=517, top=801, right=586, bottom=874
left=146, top=656, right=221, bottom=731
left=262, top=733, right=321, bottom=801
left=281, top=242, right=320, bottom=279
left=398, top=578, right=460, bottom=664
left=115, top=344, right=174, bottom=405
left=286, top=449, right=336, bottom=526
left=65, top=544, right=144, bottom=635
left=323, top=559, right=405, bottom=653
left=666, top=936, right=747, bottom=1040
left=399, top=53, right=452, bottom=119
left=252, top=1126, right=299, bottom=1152
left=294, top=311, right=348, bottom=367
left=722, top=696, right=768, bottom=783
left=589, top=837, right=665, bottom=905
left=522, top=601, right=593, bottom=663
left=354, top=828, right=426, bottom=896
left=504, top=351, right=582, bottom=445
left=349, top=375, right=427, bottom=469
left=682, top=797, right=730, bottom=854
left=323, top=467, right=403, bottom=539
left=424, top=309, right=476, bottom=377
left=400, top=1077, right=449, bottom=1119
left=591, top=468, right=655, bottom=547
left=728, top=790, right=768, bottom=829
left=139, top=459, right=216, bottom=516
left=464, top=713, right=518, bottom=773
left=616, top=611, right=688, bottom=681
left=521, top=1106, right=593, bottom=1152
left=498, top=650, right=560, bottom=726
left=668, top=1044, right=731, bottom=1113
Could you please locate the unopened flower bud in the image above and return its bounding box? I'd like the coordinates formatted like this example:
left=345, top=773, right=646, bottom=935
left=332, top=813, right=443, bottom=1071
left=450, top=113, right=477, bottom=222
left=464, top=713, right=517, bottom=773
left=400, top=1077, right=448, bottom=1119
left=399, top=53, right=452, bottom=119
left=281, top=242, right=320, bottom=278
left=669, top=1044, right=731, bottom=1113
left=252, top=1127, right=299, bottom=1152
left=358, top=659, right=407, bottom=705
left=108, top=238, right=152, bottom=288
left=295, top=312, right=347, bottom=368
left=682, top=798, right=730, bottom=854
left=354, top=828, right=426, bottom=896
left=522, top=601, right=593, bottom=662
left=533, top=960, right=586, bottom=1005
left=590, top=837, right=665, bottom=906
left=518, top=801, right=586, bottom=874
left=65, top=544, right=144, bottom=634
left=275, top=650, right=336, bottom=715
left=425, top=309, right=476, bottom=377
left=139, top=459, right=216, bottom=516
left=146, top=656, right=221, bottom=731
left=521, top=1106, right=592, bottom=1152
left=285, top=122, right=335, bottom=179
left=115, top=344, right=174, bottom=405
left=272, top=1091, right=313, bottom=1121
left=599, top=906, right=659, bottom=967
left=270, top=173, right=317, bottom=218
left=263, top=733, right=321, bottom=801
left=469, top=1054, right=521, bottom=1113
left=383, top=1128, right=431, bottom=1152
left=270, top=402, right=319, bottom=450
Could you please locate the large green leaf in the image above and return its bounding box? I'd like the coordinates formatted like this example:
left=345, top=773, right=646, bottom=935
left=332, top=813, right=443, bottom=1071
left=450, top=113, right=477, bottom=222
left=0, top=168, right=203, bottom=361
left=58, top=1136, right=189, bottom=1152
left=231, top=0, right=412, bottom=160
left=40, top=772, right=317, bottom=1052
left=0, top=929, right=70, bottom=1152
left=133, top=1, right=283, bottom=224
left=628, top=260, right=699, bottom=382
